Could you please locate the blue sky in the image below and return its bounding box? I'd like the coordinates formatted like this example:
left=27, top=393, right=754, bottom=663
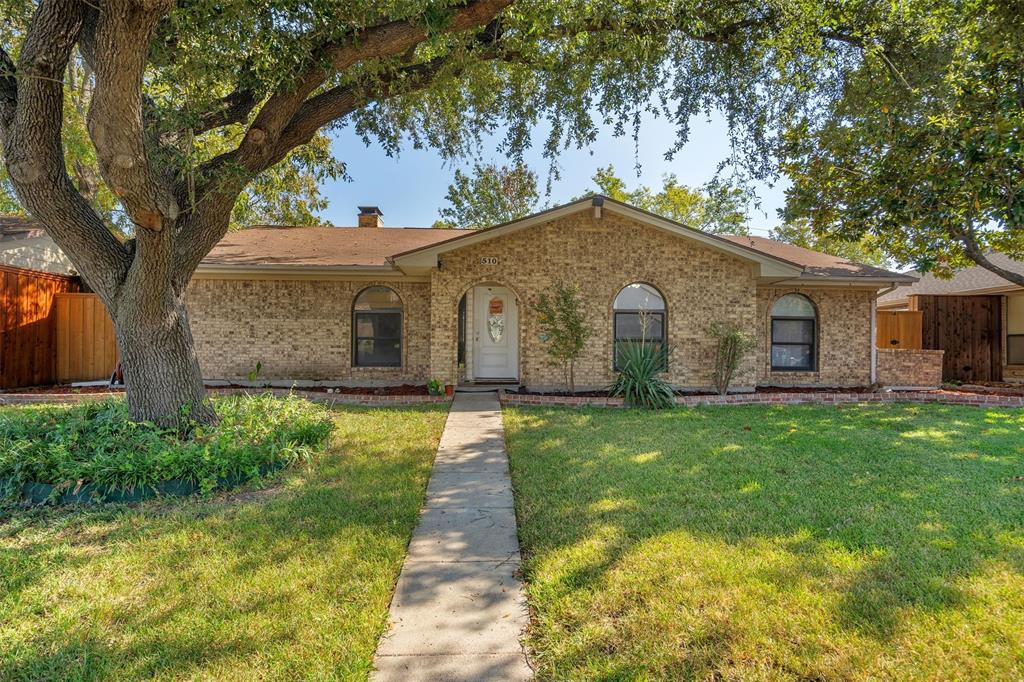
left=319, top=109, right=787, bottom=236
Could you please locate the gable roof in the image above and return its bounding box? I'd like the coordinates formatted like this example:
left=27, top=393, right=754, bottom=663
left=878, top=253, right=1023, bottom=306
left=389, top=196, right=914, bottom=283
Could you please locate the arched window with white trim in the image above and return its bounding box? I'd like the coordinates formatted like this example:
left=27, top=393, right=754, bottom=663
left=770, top=294, right=816, bottom=371
left=613, top=283, right=666, bottom=370
left=353, top=286, right=402, bottom=367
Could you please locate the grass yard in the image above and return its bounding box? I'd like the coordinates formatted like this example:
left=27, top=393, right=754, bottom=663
left=504, top=404, right=1024, bottom=680
left=0, top=404, right=448, bottom=681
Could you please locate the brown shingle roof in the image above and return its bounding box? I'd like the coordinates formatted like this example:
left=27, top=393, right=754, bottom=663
left=200, top=220, right=911, bottom=282
left=719, top=235, right=912, bottom=280
left=201, top=225, right=464, bottom=268
left=878, top=253, right=1023, bottom=304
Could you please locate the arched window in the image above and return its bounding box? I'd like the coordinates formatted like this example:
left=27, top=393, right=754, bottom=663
left=613, top=283, right=666, bottom=370
left=770, top=294, right=816, bottom=371
left=353, top=286, right=402, bottom=367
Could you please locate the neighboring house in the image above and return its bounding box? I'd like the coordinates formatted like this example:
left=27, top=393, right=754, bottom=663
left=878, top=255, right=1024, bottom=383
left=189, top=197, right=916, bottom=391
left=0, top=215, right=76, bottom=275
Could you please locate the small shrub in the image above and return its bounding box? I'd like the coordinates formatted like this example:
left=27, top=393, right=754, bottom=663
left=247, top=361, right=264, bottom=383
left=609, top=341, right=675, bottom=409
left=533, top=281, right=593, bottom=394
left=427, top=379, right=443, bottom=396
left=709, top=321, right=755, bottom=395
left=0, top=394, right=334, bottom=498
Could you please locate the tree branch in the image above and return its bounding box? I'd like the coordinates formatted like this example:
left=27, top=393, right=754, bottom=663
left=232, top=0, right=513, bottom=173
left=2, top=0, right=130, bottom=302
left=0, top=45, right=16, bottom=130
left=191, top=89, right=260, bottom=135
left=953, top=226, right=1024, bottom=287
left=87, top=0, right=178, bottom=233
left=170, top=54, right=471, bottom=281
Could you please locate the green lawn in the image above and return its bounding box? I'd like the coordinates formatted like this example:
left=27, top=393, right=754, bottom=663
left=0, top=404, right=448, bottom=681
left=504, top=404, right=1024, bottom=680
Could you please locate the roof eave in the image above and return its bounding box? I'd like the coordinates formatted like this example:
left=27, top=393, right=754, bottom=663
left=194, top=263, right=405, bottom=278
left=766, top=274, right=919, bottom=287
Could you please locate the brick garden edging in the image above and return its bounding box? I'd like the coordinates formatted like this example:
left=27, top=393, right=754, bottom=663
left=498, top=389, right=1024, bottom=409
left=0, top=387, right=452, bottom=407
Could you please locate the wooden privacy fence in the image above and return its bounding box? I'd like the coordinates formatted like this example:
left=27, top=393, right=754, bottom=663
left=875, top=310, right=923, bottom=350
left=55, top=293, right=118, bottom=383
left=0, top=265, right=80, bottom=388
left=911, top=294, right=1002, bottom=383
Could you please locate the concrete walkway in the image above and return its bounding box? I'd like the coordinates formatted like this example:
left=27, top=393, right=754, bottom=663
left=372, top=391, right=532, bottom=681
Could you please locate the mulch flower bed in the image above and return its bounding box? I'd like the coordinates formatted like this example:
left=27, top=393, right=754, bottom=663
left=3, top=383, right=432, bottom=397
left=949, top=383, right=1024, bottom=397
left=1, top=385, right=125, bottom=395
left=511, top=385, right=878, bottom=398
left=501, top=387, right=1024, bottom=408
left=213, top=383, right=431, bottom=396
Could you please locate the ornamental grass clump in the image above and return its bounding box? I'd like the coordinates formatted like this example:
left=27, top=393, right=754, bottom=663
left=0, top=394, right=334, bottom=498
left=609, top=341, right=675, bottom=409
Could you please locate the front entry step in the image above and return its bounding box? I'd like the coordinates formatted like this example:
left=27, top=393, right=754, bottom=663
left=456, top=383, right=520, bottom=393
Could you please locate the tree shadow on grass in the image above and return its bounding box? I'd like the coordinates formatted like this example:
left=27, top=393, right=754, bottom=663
left=506, top=403, right=1024, bottom=677
left=0, top=405, right=446, bottom=681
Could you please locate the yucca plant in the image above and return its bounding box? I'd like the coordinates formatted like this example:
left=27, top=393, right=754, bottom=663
left=609, top=341, right=675, bottom=409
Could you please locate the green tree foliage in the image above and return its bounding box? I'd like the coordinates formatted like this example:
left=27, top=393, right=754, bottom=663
left=434, top=162, right=538, bottom=229
left=579, top=166, right=749, bottom=235
left=0, top=14, right=338, bottom=230
left=780, top=1, right=1024, bottom=284
left=769, top=219, right=888, bottom=267
left=533, top=282, right=592, bottom=395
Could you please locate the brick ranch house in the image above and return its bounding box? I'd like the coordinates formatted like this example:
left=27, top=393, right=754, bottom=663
left=188, top=196, right=921, bottom=392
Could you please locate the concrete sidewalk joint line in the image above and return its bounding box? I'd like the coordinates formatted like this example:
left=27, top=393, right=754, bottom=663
left=372, top=391, right=532, bottom=681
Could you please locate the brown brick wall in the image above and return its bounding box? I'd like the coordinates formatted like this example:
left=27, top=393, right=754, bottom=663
left=876, top=348, right=944, bottom=388
left=186, top=215, right=879, bottom=390
left=755, top=287, right=875, bottom=387
left=429, top=211, right=763, bottom=389
left=187, top=278, right=431, bottom=383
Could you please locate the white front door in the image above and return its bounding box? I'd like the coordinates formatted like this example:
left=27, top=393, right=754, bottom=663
left=473, top=286, right=518, bottom=380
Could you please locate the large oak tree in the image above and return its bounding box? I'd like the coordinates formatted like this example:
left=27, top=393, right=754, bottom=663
left=1, top=0, right=997, bottom=425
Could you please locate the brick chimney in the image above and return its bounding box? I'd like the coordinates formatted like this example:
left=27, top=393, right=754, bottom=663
left=357, top=206, right=383, bottom=228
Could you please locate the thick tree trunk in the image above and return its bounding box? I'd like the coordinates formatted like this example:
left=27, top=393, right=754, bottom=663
left=113, top=280, right=215, bottom=428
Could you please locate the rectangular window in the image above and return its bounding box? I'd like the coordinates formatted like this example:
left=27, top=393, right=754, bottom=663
left=771, top=318, right=815, bottom=371
left=1008, top=334, right=1024, bottom=365
left=354, top=312, right=401, bottom=367
left=614, top=312, right=666, bottom=371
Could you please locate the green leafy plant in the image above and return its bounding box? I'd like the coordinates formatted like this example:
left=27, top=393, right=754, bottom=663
left=247, top=361, right=263, bottom=383
left=427, top=378, right=443, bottom=396
left=533, top=282, right=593, bottom=395
left=709, top=321, right=755, bottom=395
left=0, top=394, right=334, bottom=498
left=609, top=342, right=675, bottom=409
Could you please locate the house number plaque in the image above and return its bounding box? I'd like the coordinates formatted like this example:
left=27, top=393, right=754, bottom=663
left=479, top=256, right=499, bottom=266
